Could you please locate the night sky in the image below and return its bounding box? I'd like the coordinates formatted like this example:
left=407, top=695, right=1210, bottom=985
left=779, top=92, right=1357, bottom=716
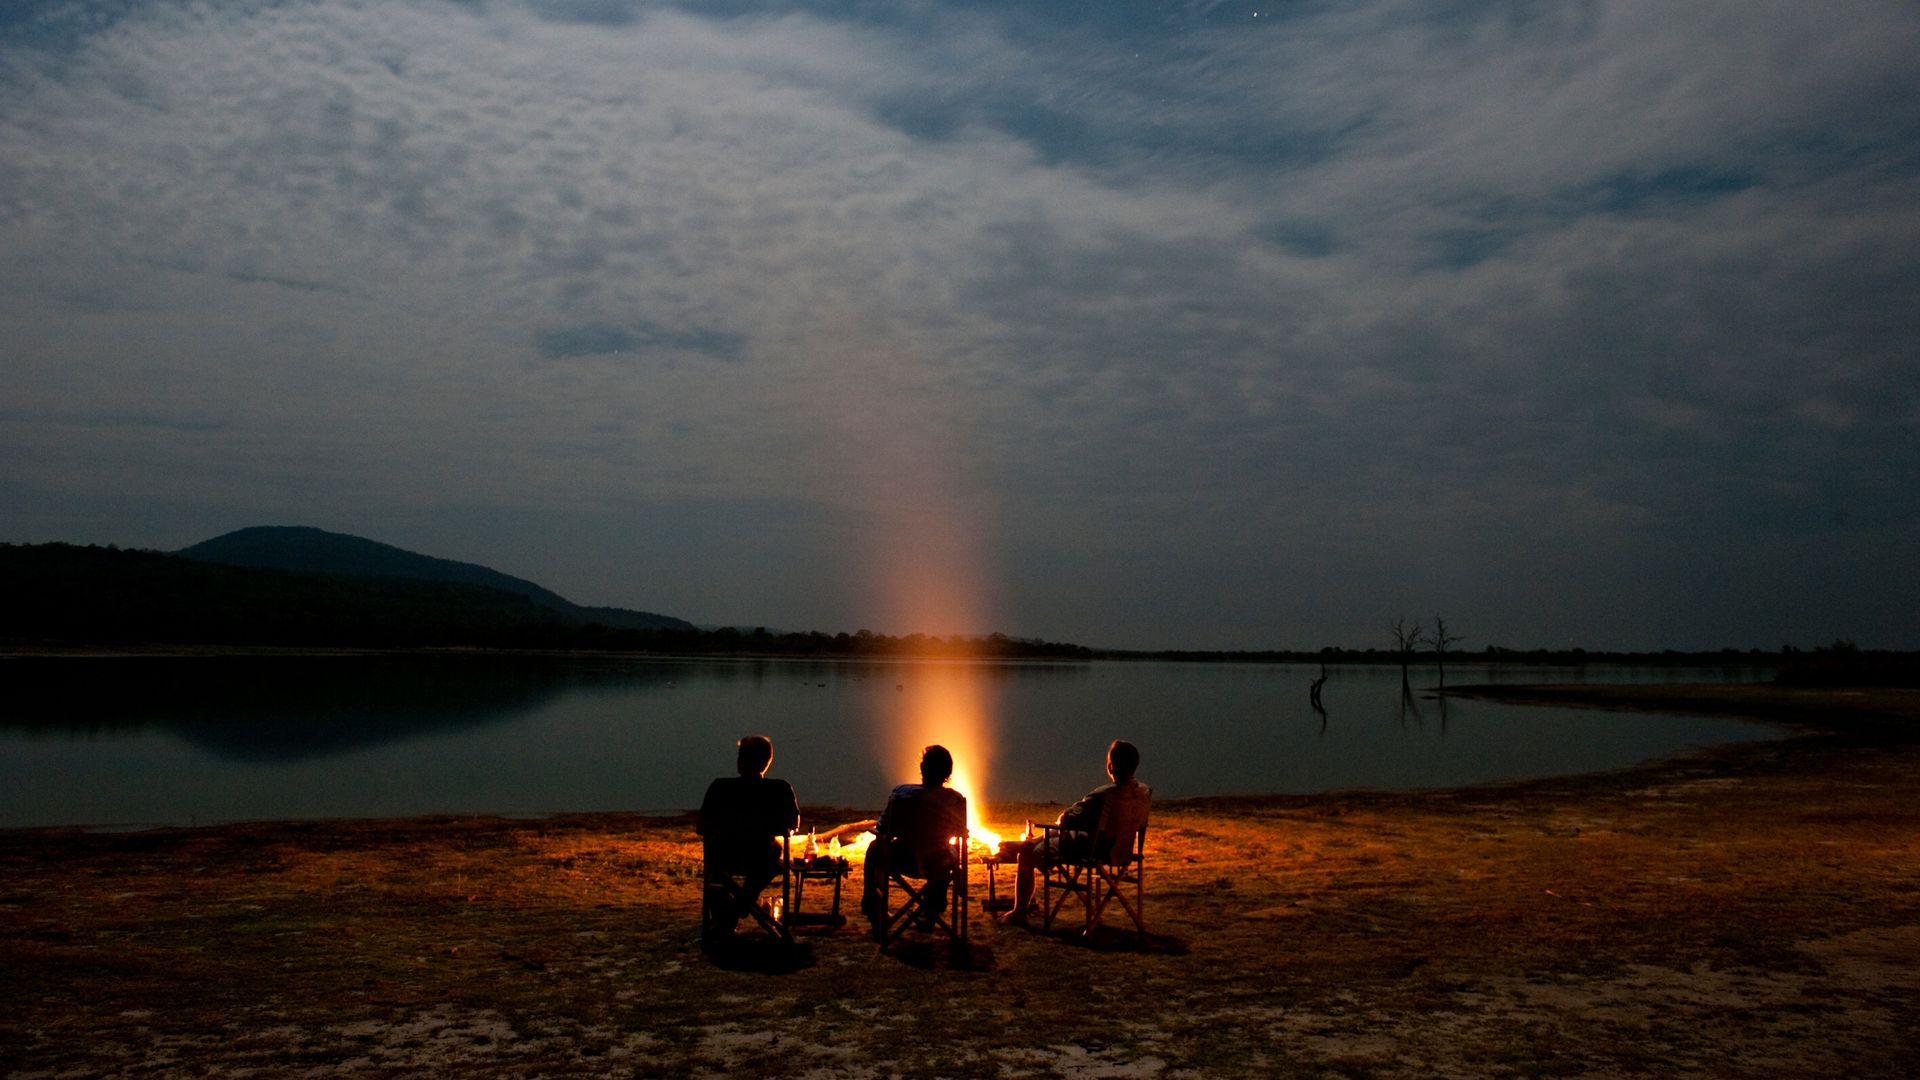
left=3, top=1, right=1916, bottom=651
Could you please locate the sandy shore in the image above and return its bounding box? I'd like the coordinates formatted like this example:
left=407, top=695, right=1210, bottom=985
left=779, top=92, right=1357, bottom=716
left=4, top=683, right=1917, bottom=1078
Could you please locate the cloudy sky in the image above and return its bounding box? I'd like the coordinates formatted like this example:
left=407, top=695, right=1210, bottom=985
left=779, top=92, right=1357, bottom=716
left=3, top=0, right=1916, bottom=651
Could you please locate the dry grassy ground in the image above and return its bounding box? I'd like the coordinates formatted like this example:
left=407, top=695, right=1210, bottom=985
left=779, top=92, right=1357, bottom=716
left=4, top=685, right=1918, bottom=1078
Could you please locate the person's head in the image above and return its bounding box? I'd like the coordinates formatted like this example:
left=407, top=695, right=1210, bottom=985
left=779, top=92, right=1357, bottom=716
left=919, top=744, right=954, bottom=786
left=1106, top=739, right=1140, bottom=783
left=736, top=735, right=774, bottom=778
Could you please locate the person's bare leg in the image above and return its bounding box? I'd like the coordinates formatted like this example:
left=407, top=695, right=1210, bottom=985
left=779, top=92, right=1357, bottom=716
left=1005, top=846, right=1037, bottom=925
left=860, top=839, right=887, bottom=922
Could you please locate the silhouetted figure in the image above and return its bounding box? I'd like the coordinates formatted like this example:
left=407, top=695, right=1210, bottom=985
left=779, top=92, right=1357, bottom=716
left=1002, top=739, right=1150, bottom=928
left=697, top=735, right=800, bottom=937
left=862, top=744, right=967, bottom=930
left=1309, top=663, right=1328, bottom=710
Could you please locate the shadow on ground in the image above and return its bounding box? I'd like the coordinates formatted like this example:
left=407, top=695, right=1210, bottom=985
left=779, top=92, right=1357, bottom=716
left=877, top=936, right=996, bottom=971
left=699, top=933, right=816, bottom=974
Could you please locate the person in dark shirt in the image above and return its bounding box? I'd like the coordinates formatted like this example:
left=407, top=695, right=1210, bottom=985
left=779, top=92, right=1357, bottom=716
left=861, top=744, right=968, bottom=929
left=1002, top=739, right=1149, bottom=928
left=696, top=734, right=800, bottom=935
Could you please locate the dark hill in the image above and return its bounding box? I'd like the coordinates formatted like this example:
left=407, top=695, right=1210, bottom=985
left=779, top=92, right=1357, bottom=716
left=178, top=526, right=691, bottom=631
left=0, top=539, right=1090, bottom=658
left=0, top=543, right=580, bottom=648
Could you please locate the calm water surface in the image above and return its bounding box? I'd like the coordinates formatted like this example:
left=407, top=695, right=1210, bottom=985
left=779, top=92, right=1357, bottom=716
left=0, top=655, right=1777, bottom=829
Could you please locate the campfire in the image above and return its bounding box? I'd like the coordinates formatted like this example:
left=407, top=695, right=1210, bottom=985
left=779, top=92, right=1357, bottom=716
left=957, top=781, right=1003, bottom=851
left=807, top=631, right=1006, bottom=863
left=807, top=814, right=1001, bottom=861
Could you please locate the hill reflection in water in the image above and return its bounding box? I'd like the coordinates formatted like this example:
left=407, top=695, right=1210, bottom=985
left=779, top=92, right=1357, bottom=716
left=6, top=655, right=663, bottom=761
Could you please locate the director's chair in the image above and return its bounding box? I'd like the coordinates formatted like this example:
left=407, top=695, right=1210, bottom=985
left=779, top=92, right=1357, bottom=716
left=701, top=831, right=793, bottom=947
left=1039, top=789, right=1150, bottom=941
left=873, top=831, right=969, bottom=952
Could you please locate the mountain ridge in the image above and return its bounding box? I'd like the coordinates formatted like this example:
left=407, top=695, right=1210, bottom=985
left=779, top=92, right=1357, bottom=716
left=177, top=525, right=692, bottom=631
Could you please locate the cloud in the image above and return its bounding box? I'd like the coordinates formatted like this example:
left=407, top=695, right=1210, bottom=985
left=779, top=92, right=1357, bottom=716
left=0, top=0, right=1915, bottom=647
left=535, top=321, right=744, bottom=360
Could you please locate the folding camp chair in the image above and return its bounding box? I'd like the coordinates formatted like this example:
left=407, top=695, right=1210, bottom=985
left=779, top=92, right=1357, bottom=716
left=1038, top=785, right=1150, bottom=940
left=701, top=831, right=793, bottom=946
left=873, top=832, right=969, bottom=952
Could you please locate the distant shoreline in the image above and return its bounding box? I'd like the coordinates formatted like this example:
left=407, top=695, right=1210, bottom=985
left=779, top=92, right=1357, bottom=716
left=0, top=642, right=1802, bottom=667
left=1439, top=681, right=1920, bottom=734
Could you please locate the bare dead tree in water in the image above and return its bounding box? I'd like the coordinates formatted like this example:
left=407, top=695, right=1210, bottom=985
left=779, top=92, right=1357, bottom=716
left=1397, top=677, right=1425, bottom=726
left=1389, top=616, right=1426, bottom=690
left=1431, top=615, right=1462, bottom=688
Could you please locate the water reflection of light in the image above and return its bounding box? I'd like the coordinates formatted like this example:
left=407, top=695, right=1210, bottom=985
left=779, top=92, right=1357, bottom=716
left=824, top=328, right=1003, bottom=850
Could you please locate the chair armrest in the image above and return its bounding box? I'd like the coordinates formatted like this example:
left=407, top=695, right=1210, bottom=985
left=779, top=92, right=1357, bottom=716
left=1035, top=823, right=1081, bottom=846
left=1035, top=822, right=1099, bottom=866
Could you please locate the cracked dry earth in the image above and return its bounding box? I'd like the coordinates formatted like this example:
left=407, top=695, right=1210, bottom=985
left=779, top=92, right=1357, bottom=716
left=4, top=702, right=1918, bottom=1077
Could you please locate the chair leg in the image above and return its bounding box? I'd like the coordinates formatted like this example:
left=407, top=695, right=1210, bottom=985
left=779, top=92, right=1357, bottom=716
left=1133, top=868, right=1146, bottom=936
left=880, top=872, right=972, bottom=952
left=1086, top=867, right=1146, bottom=938
left=743, top=893, right=789, bottom=942
left=704, top=875, right=793, bottom=946
left=1086, top=876, right=1103, bottom=936
left=701, top=883, right=725, bottom=943
left=1041, top=862, right=1088, bottom=933
left=878, top=875, right=925, bottom=952
left=952, top=868, right=967, bottom=944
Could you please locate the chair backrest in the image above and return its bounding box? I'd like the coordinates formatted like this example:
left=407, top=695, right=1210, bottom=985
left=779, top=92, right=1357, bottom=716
left=704, top=829, right=792, bottom=877
left=879, top=832, right=945, bottom=879
left=878, top=784, right=967, bottom=875
left=1094, top=781, right=1150, bottom=866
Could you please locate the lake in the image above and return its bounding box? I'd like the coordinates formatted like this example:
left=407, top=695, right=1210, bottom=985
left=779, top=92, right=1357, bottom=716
left=0, top=655, right=1778, bottom=829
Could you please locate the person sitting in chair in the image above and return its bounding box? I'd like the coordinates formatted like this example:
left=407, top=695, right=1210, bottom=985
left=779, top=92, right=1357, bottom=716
left=861, top=744, right=968, bottom=930
left=697, top=734, right=800, bottom=936
left=1002, top=738, right=1149, bottom=928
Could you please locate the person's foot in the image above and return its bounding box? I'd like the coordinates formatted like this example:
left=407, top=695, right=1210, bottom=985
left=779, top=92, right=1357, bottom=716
left=913, top=910, right=939, bottom=932
left=998, top=904, right=1035, bottom=928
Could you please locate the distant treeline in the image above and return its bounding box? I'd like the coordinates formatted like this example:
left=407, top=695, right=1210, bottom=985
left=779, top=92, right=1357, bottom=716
left=1097, top=645, right=1783, bottom=666
left=576, top=625, right=1095, bottom=660
left=0, top=543, right=1090, bottom=659
left=4, top=543, right=1913, bottom=680
left=1772, top=643, right=1920, bottom=688
left=1096, top=642, right=1920, bottom=686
